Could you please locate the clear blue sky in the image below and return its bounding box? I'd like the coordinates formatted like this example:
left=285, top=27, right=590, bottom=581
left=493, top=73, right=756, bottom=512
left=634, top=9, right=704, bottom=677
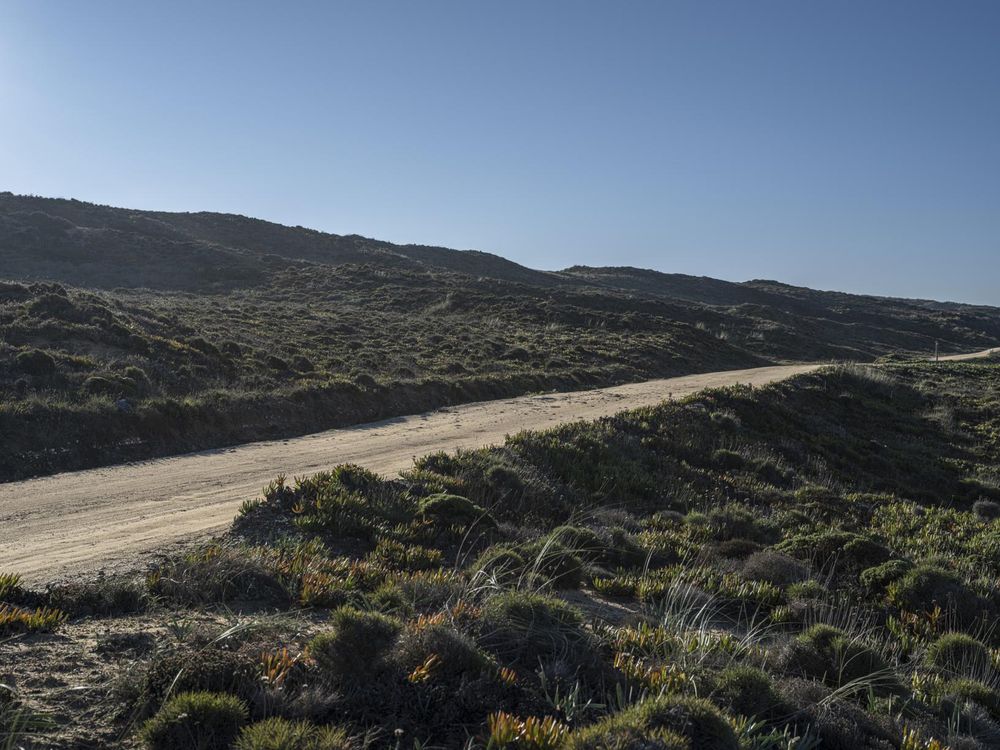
left=2, top=2, right=998, bottom=304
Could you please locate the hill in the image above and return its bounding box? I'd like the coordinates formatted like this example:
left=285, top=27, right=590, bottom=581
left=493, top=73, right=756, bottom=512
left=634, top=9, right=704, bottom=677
left=1, top=192, right=998, bottom=479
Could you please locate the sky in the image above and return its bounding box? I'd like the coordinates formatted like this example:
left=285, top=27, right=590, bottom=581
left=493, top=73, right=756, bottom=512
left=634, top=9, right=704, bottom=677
left=1, top=2, right=998, bottom=304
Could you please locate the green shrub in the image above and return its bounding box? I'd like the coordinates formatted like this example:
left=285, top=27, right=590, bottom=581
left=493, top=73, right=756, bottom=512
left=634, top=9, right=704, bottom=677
left=83, top=375, right=122, bottom=396
left=234, top=718, right=353, bottom=750
left=417, top=492, right=493, bottom=526
left=367, top=539, right=442, bottom=572
left=392, top=622, right=489, bottom=680
left=551, top=525, right=606, bottom=562
left=859, top=560, right=912, bottom=592
left=785, top=624, right=898, bottom=693
left=924, top=632, right=990, bottom=673
left=308, top=607, right=401, bottom=683
left=143, top=649, right=257, bottom=706
left=972, top=499, right=1000, bottom=521
left=776, top=530, right=890, bottom=571
left=941, top=678, right=1000, bottom=719
left=886, top=564, right=988, bottom=626
left=567, top=694, right=738, bottom=750
left=713, top=539, right=762, bottom=560
left=470, top=545, right=527, bottom=585
left=14, top=348, right=56, bottom=376
left=786, top=580, right=826, bottom=600
left=740, top=550, right=808, bottom=586
left=520, top=538, right=585, bottom=589
left=47, top=579, right=146, bottom=616
left=140, top=691, right=247, bottom=750
left=712, top=665, right=785, bottom=720
left=712, top=449, right=745, bottom=470
left=479, top=591, right=590, bottom=669
left=149, top=547, right=289, bottom=606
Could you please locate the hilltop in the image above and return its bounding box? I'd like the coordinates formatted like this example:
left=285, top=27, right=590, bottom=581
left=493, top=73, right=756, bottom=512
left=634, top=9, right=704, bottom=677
left=1, top=192, right=998, bottom=480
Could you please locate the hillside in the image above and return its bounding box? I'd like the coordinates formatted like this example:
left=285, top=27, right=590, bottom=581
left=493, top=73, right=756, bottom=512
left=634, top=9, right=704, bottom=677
left=5, top=361, right=1000, bottom=748
left=1, top=192, right=998, bottom=480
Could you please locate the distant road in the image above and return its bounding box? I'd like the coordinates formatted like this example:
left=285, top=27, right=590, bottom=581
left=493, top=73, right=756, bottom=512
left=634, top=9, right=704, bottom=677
left=1, top=349, right=994, bottom=584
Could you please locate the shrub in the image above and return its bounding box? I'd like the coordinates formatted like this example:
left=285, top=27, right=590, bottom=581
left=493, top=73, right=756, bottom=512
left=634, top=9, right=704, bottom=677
left=924, top=632, right=990, bottom=673
left=368, top=539, right=442, bottom=572
left=972, top=499, right=1000, bottom=521
left=713, top=539, right=762, bottom=560
left=859, top=560, right=912, bottom=592
left=418, top=493, right=493, bottom=526
left=470, top=545, right=527, bottom=585
left=234, top=718, right=353, bottom=750
left=784, top=624, right=897, bottom=693
left=740, top=550, right=809, bottom=586
left=551, top=525, right=606, bottom=562
left=149, top=547, right=289, bottom=606
left=393, top=622, right=489, bottom=681
left=47, top=579, right=146, bottom=616
left=307, top=607, right=401, bottom=683
left=776, top=530, right=890, bottom=571
left=479, top=591, right=590, bottom=670
left=712, top=665, right=785, bottom=720
left=83, top=375, right=122, bottom=396
left=143, top=648, right=258, bottom=706
left=520, top=538, right=585, bottom=589
left=941, top=679, right=1000, bottom=719
left=712, top=449, right=744, bottom=470
left=14, top=349, right=55, bottom=376
left=886, top=564, right=988, bottom=627
left=567, top=694, right=738, bottom=750
left=140, top=691, right=247, bottom=750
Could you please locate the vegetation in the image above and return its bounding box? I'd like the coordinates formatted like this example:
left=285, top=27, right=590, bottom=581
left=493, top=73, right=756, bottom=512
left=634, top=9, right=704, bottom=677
left=5, top=359, right=1000, bottom=747
left=3, top=193, right=1000, bottom=480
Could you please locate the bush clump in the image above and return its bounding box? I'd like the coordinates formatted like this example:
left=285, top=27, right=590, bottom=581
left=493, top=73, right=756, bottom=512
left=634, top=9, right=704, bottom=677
left=308, top=607, right=401, bottom=683
left=740, top=550, right=809, bottom=586
left=777, top=530, right=890, bottom=571
left=886, top=564, right=988, bottom=627
left=520, top=538, right=586, bottom=589
left=143, top=648, right=258, bottom=707
left=234, top=718, right=353, bottom=750
left=567, top=694, right=739, bottom=750
left=784, top=624, right=897, bottom=692
left=140, top=691, right=247, bottom=750
left=924, top=632, right=990, bottom=673
left=479, top=591, right=591, bottom=670
left=712, top=665, right=786, bottom=720
left=418, top=493, right=494, bottom=526
left=392, top=622, right=490, bottom=681
left=14, top=348, right=56, bottom=376
left=859, top=559, right=912, bottom=592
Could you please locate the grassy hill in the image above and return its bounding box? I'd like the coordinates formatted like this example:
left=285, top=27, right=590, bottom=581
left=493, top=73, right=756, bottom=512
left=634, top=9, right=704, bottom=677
left=5, top=361, right=1000, bottom=748
left=1, top=192, right=998, bottom=480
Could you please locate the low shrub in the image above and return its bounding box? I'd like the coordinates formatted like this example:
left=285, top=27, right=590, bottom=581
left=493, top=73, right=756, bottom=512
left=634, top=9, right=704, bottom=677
left=308, top=607, right=402, bottom=683
left=520, top=538, right=585, bottom=589
left=478, top=591, right=592, bottom=671
left=418, top=493, right=494, bottom=526
left=143, top=648, right=258, bottom=707
left=234, top=718, right=353, bottom=750
left=886, top=564, right=988, bottom=627
left=393, top=622, right=490, bottom=681
left=784, top=624, right=898, bottom=693
left=47, top=579, right=147, bottom=616
left=859, top=560, right=912, bottom=592
left=740, top=551, right=809, bottom=587
left=712, top=665, right=785, bottom=720
left=149, top=547, right=289, bottom=606
left=470, top=545, right=527, bottom=586
left=924, top=632, right=990, bottom=673
left=941, top=679, right=1000, bottom=719
left=140, top=691, right=247, bottom=750
left=567, top=694, right=738, bottom=750
left=776, top=530, right=890, bottom=571
left=972, top=499, right=1000, bottom=521
left=14, top=349, right=56, bottom=376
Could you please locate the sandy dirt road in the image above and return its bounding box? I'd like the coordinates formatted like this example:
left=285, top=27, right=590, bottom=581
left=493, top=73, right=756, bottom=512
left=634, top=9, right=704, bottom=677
left=1, top=350, right=993, bottom=584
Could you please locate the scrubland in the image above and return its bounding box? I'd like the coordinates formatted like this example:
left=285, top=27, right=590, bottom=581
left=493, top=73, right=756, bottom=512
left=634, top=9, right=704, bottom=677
left=4, top=361, right=1000, bottom=749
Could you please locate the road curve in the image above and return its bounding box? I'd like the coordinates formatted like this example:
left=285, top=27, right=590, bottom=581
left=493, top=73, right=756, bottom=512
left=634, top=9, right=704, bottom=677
left=1, top=350, right=993, bottom=584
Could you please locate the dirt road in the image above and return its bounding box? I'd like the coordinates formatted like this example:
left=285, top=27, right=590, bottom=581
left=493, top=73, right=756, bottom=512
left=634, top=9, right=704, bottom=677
left=1, top=350, right=993, bottom=584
